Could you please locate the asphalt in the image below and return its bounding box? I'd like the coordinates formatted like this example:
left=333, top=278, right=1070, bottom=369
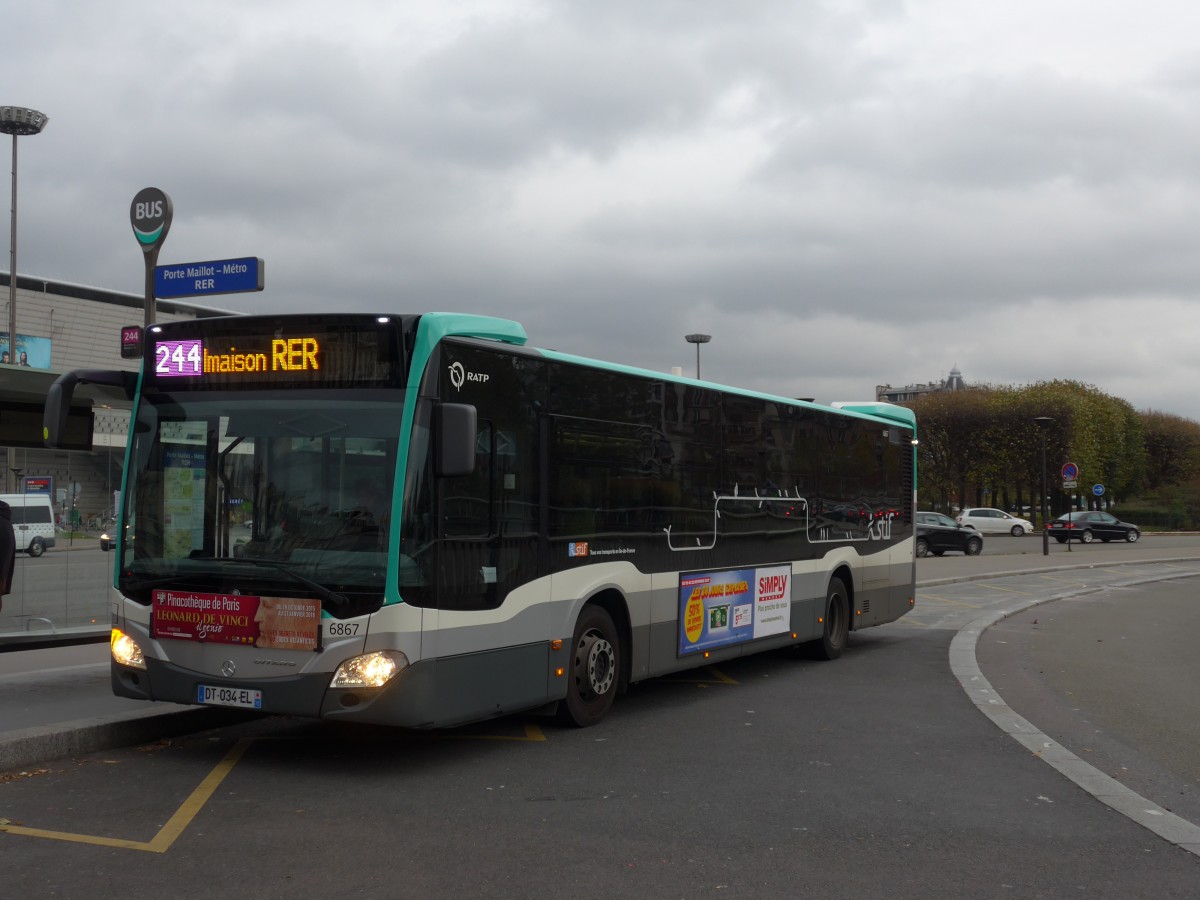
left=2, top=540, right=1199, bottom=857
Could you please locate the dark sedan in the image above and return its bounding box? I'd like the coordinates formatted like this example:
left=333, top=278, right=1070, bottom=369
left=916, top=511, right=983, bottom=557
left=1047, top=511, right=1140, bottom=543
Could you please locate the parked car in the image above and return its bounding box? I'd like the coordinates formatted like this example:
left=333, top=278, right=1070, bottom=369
left=956, top=507, right=1035, bottom=536
left=916, top=511, right=984, bottom=557
left=1046, top=511, right=1140, bottom=544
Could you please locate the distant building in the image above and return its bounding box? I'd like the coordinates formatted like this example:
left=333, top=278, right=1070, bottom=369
left=876, top=366, right=968, bottom=404
left=0, top=270, right=228, bottom=518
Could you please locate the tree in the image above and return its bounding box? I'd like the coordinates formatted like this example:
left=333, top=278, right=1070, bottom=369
left=908, top=380, right=1153, bottom=517
left=1140, top=411, right=1200, bottom=491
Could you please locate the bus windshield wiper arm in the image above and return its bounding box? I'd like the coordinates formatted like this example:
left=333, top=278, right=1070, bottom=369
left=122, top=575, right=202, bottom=593
left=232, top=557, right=351, bottom=610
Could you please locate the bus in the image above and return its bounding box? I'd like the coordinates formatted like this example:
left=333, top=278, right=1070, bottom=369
left=44, top=312, right=917, bottom=728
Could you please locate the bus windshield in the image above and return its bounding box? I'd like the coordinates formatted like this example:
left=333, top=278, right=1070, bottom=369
left=117, top=390, right=403, bottom=616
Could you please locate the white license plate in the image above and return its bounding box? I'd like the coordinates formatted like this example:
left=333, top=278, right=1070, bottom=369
left=197, top=684, right=263, bottom=709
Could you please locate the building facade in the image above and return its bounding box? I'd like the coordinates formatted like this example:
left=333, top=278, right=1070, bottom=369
left=876, top=366, right=968, bottom=404
left=1, top=271, right=227, bottom=641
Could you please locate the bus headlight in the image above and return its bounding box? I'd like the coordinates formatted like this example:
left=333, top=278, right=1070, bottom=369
left=330, top=650, right=408, bottom=689
left=111, top=628, right=146, bottom=670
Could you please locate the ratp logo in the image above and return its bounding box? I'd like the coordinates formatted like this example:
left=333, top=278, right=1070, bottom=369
left=448, top=361, right=490, bottom=391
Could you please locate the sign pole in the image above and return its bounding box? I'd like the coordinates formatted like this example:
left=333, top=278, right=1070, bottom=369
left=130, top=187, right=173, bottom=328
left=1061, top=462, right=1079, bottom=554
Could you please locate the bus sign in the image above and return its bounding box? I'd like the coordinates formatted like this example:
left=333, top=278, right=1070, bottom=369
left=155, top=256, right=265, bottom=299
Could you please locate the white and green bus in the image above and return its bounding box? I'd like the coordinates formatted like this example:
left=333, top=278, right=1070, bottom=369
left=45, top=313, right=916, bottom=727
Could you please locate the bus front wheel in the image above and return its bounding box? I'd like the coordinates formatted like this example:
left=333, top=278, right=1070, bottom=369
left=560, top=605, right=619, bottom=727
left=807, top=577, right=849, bottom=661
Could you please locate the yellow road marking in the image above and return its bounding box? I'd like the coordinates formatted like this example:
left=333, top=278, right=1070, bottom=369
left=0, top=718, right=549, bottom=852
left=444, top=722, right=546, bottom=742
left=915, top=593, right=984, bottom=608
left=0, top=737, right=252, bottom=854
left=665, top=665, right=739, bottom=685
left=976, top=583, right=1035, bottom=596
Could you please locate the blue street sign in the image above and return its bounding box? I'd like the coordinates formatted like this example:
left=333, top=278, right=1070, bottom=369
left=155, top=257, right=264, bottom=299
left=1061, top=462, right=1079, bottom=481
left=1093, top=484, right=1105, bottom=496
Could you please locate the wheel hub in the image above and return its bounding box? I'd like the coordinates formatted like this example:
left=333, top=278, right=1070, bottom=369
left=577, top=632, right=615, bottom=699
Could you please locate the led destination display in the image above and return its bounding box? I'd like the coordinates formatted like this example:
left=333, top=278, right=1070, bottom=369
left=144, top=316, right=405, bottom=389
left=155, top=337, right=321, bottom=378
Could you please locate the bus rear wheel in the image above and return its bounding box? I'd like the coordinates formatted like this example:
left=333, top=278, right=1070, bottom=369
left=806, top=577, right=849, bottom=660
left=559, top=605, right=619, bottom=727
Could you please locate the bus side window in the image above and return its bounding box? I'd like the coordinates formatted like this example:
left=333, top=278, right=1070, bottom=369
left=444, top=421, right=492, bottom=538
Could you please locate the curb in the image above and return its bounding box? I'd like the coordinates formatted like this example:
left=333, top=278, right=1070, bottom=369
left=946, top=563, right=1200, bottom=858
left=0, top=706, right=253, bottom=773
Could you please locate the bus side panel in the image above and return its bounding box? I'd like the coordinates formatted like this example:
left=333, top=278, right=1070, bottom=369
left=643, top=560, right=828, bottom=681
left=369, top=563, right=653, bottom=727
left=320, top=644, right=553, bottom=729
left=854, top=552, right=897, bottom=628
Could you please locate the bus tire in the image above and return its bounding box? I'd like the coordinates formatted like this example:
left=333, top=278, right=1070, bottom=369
left=807, top=577, right=849, bottom=661
left=559, top=605, right=619, bottom=727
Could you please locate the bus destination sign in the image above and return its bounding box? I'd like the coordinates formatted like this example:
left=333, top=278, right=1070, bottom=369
left=145, top=316, right=404, bottom=389
left=155, top=336, right=321, bottom=378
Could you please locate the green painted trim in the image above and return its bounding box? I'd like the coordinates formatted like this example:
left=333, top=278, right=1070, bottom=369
left=385, top=313, right=527, bottom=604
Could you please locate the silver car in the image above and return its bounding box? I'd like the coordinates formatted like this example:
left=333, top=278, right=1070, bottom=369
left=955, top=507, right=1035, bottom=536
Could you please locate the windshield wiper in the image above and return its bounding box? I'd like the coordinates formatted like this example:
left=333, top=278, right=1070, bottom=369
left=229, top=557, right=351, bottom=610
left=122, top=574, right=205, bottom=594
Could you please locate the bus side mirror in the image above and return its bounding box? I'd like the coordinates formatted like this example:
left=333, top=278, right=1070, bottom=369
left=44, top=369, right=138, bottom=448
left=435, top=403, right=477, bottom=478
left=43, top=374, right=77, bottom=448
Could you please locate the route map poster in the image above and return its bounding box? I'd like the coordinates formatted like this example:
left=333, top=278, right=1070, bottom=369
left=678, top=564, right=791, bottom=655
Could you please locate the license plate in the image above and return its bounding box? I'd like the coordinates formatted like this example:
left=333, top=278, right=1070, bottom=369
left=197, top=684, right=263, bottom=709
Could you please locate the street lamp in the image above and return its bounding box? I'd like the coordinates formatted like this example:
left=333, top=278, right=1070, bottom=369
left=1034, top=417, right=1053, bottom=556
left=1, top=106, right=49, bottom=364
left=684, top=333, right=711, bottom=379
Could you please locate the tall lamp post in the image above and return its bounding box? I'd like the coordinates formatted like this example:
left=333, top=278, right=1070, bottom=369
left=1034, top=416, right=1053, bottom=556
left=684, top=333, right=711, bottom=379
left=1, top=106, right=49, bottom=364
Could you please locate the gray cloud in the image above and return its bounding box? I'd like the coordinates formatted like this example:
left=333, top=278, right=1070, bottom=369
left=4, top=0, right=1200, bottom=420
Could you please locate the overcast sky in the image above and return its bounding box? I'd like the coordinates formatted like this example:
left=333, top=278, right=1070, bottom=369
left=5, top=1, right=1200, bottom=419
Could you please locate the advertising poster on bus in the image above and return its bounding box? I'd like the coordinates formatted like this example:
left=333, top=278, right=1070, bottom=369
left=152, top=590, right=321, bottom=651
left=678, top=564, right=791, bottom=655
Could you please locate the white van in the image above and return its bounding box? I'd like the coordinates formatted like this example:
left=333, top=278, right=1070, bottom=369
left=1, top=493, right=57, bottom=556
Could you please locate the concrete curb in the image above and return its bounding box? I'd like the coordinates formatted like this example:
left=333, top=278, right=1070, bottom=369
left=0, top=706, right=252, bottom=773
left=948, top=565, right=1200, bottom=858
